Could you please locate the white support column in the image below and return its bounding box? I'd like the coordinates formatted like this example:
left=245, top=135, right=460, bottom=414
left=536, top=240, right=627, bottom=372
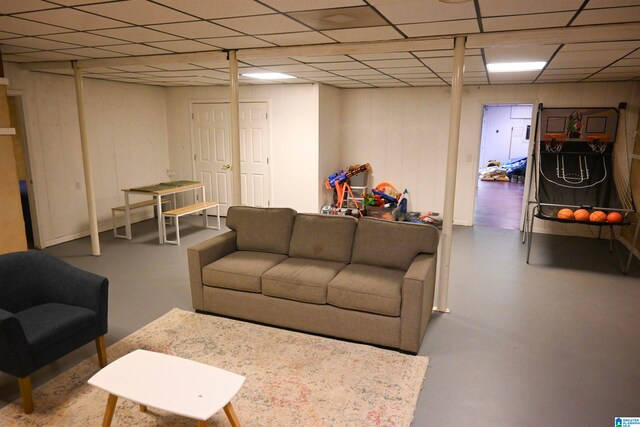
left=435, top=36, right=466, bottom=313
left=228, top=50, right=241, bottom=206
left=72, top=61, right=100, bottom=256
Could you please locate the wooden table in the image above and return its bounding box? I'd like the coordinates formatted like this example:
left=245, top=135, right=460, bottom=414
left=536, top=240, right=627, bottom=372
left=122, top=181, right=205, bottom=244
left=88, top=349, right=245, bottom=427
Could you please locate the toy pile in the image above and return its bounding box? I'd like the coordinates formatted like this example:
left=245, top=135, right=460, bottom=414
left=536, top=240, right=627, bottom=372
left=478, top=160, right=510, bottom=181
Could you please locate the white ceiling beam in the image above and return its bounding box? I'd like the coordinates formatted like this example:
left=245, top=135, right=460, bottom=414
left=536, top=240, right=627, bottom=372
left=21, top=50, right=228, bottom=71
left=467, top=22, right=640, bottom=49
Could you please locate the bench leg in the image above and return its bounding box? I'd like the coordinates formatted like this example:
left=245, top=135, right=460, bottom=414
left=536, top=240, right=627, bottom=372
left=175, top=216, right=181, bottom=245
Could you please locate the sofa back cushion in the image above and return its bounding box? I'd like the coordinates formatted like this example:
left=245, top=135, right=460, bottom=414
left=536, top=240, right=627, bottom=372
left=351, top=218, right=439, bottom=270
left=289, top=214, right=357, bottom=263
left=226, top=206, right=297, bottom=254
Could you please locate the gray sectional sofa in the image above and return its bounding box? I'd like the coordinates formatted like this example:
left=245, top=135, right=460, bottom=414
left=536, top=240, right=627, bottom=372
left=188, top=206, right=439, bottom=353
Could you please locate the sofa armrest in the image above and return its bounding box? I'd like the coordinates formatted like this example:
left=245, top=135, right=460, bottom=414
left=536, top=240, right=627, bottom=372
left=400, top=253, right=437, bottom=354
left=187, top=231, right=237, bottom=310
left=0, top=309, right=33, bottom=377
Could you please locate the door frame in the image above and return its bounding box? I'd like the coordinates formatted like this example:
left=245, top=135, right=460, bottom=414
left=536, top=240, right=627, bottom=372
left=189, top=99, right=272, bottom=212
left=471, top=102, right=537, bottom=231
left=7, top=90, right=43, bottom=249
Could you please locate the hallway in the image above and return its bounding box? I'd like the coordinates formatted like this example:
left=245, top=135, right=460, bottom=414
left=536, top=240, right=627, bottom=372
left=474, top=179, right=525, bottom=230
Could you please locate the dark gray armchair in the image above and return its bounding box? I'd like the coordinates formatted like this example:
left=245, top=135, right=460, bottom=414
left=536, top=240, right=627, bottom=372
left=0, top=251, right=109, bottom=413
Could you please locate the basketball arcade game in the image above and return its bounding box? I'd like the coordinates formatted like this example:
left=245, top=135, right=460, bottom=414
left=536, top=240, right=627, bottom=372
left=524, top=103, right=638, bottom=273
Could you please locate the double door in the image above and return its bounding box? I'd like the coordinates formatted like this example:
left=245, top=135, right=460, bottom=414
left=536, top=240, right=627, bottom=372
left=192, top=102, right=271, bottom=215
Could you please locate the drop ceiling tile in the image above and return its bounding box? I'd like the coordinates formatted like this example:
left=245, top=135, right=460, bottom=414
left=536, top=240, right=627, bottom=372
left=288, top=70, right=337, bottom=77
left=261, top=0, right=363, bottom=12
left=562, top=41, right=640, bottom=52
left=91, top=27, right=182, bottom=43
left=0, top=0, right=56, bottom=14
left=79, top=0, right=195, bottom=26
left=146, top=39, right=216, bottom=53
left=409, top=80, right=449, bottom=86
left=259, top=31, right=335, bottom=46
left=79, top=66, right=121, bottom=73
left=333, top=69, right=382, bottom=77
left=0, top=16, right=68, bottom=36
left=189, top=60, right=231, bottom=68
left=484, top=45, right=559, bottom=63
left=108, top=65, right=161, bottom=72
left=313, top=61, right=368, bottom=70
left=586, top=0, right=640, bottom=8
left=541, top=67, right=600, bottom=75
left=0, top=53, right=44, bottom=62
left=600, top=65, right=640, bottom=73
left=147, top=21, right=240, bottom=39
left=478, top=0, right=583, bottom=16
left=400, top=19, right=479, bottom=37
left=195, top=70, right=230, bottom=79
left=292, top=55, right=352, bottom=63
left=20, top=50, right=86, bottom=60
left=287, top=6, right=386, bottom=31
left=139, top=70, right=200, bottom=77
left=368, top=0, right=476, bottom=24
left=412, top=50, right=454, bottom=58
left=312, top=75, right=359, bottom=81
left=102, top=43, right=171, bottom=56
left=198, top=36, right=274, bottom=49
left=489, top=71, right=539, bottom=82
left=214, top=14, right=310, bottom=35
left=60, top=48, right=114, bottom=60
left=153, top=0, right=273, bottom=19
left=41, top=31, right=130, bottom=46
left=0, top=31, right=22, bottom=39
left=536, top=75, right=587, bottom=82
left=362, top=58, right=422, bottom=68
left=419, top=57, right=453, bottom=72
left=350, top=52, right=413, bottom=61
left=239, top=57, right=300, bottom=66
left=613, top=57, right=640, bottom=66
left=47, top=0, right=118, bottom=5
left=572, top=6, right=640, bottom=25
left=484, top=12, right=573, bottom=31
left=1, top=37, right=78, bottom=50
left=322, top=26, right=403, bottom=42
left=156, top=63, right=206, bottom=70
left=547, top=49, right=633, bottom=68
left=586, top=73, right=636, bottom=81
left=262, top=64, right=317, bottom=72
left=371, top=82, right=410, bottom=87
left=379, top=66, right=432, bottom=75
left=0, top=44, right=39, bottom=54
left=17, top=8, right=125, bottom=31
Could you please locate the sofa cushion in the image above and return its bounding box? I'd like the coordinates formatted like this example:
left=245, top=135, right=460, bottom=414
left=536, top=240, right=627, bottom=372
left=262, top=258, right=346, bottom=304
left=225, top=206, right=296, bottom=255
left=203, top=251, right=288, bottom=293
left=351, top=218, right=439, bottom=271
left=327, top=264, right=404, bottom=316
left=289, top=214, right=357, bottom=263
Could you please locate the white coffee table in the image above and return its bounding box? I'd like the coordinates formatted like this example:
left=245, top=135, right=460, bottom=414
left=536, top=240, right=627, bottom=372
left=88, top=349, right=245, bottom=427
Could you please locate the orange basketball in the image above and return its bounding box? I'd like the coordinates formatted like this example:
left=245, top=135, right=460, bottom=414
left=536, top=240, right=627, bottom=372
left=574, top=209, right=590, bottom=221
left=589, top=210, right=607, bottom=222
left=607, top=211, right=623, bottom=223
left=557, top=208, right=574, bottom=220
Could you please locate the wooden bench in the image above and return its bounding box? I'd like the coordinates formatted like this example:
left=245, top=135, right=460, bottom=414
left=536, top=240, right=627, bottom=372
left=112, top=199, right=172, bottom=239
left=162, top=201, right=220, bottom=245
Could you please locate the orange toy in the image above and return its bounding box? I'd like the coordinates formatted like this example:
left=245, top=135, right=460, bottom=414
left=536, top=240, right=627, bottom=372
left=589, top=210, right=607, bottom=222
left=557, top=208, right=574, bottom=220
left=607, top=211, right=623, bottom=223
left=574, top=209, right=590, bottom=221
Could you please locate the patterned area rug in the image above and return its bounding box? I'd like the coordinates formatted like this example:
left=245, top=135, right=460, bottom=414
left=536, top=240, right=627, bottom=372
left=0, top=308, right=428, bottom=426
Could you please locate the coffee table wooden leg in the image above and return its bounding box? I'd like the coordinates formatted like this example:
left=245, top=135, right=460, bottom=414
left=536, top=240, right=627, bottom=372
left=139, top=404, right=147, bottom=412
left=197, top=421, right=207, bottom=427
left=102, top=394, right=118, bottom=427
left=223, top=402, right=241, bottom=427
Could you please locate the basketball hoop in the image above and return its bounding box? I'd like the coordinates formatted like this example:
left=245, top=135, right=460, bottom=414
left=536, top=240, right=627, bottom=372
left=586, top=134, right=610, bottom=154
left=543, top=133, right=566, bottom=153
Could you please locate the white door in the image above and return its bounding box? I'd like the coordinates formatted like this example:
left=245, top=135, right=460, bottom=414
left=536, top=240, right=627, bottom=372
left=239, top=103, right=271, bottom=207
left=192, top=103, right=232, bottom=215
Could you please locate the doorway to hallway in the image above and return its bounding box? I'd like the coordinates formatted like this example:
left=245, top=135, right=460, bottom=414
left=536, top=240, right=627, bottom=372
left=474, top=104, right=532, bottom=230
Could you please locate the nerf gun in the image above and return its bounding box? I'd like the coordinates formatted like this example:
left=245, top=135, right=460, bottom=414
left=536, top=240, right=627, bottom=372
left=324, top=163, right=371, bottom=189
left=371, top=188, right=397, bottom=203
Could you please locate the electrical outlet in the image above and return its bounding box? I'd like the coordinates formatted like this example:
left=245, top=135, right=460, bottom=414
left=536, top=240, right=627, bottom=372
left=75, top=182, right=81, bottom=190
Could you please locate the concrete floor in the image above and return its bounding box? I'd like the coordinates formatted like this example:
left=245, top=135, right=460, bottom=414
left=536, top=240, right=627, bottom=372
left=1, top=217, right=639, bottom=426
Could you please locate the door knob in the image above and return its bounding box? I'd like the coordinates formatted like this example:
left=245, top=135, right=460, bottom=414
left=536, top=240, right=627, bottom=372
left=222, top=164, right=232, bottom=170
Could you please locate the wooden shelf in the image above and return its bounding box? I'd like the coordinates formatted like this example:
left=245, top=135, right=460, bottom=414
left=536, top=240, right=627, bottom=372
left=0, top=128, right=17, bottom=135
left=0, top=78, right=9, bottom=86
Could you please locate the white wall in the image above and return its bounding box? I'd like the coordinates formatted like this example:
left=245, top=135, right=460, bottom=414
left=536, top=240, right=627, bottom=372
left=165, top=83, right=320, bottom=213
left=318, top=84, right=342, bottom=208
left=339, top=81, right=640, bottom=232
left=5, top=64, right=170, bottom=247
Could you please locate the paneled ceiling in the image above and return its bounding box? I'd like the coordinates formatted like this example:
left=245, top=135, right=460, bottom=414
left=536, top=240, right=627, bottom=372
left=1, top=0, right=639, bottom=88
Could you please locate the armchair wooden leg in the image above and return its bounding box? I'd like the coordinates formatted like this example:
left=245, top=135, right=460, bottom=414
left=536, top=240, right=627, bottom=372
left=95, top=336, right=108, bottom=368
left=18, top=376, right=34, bottom=414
